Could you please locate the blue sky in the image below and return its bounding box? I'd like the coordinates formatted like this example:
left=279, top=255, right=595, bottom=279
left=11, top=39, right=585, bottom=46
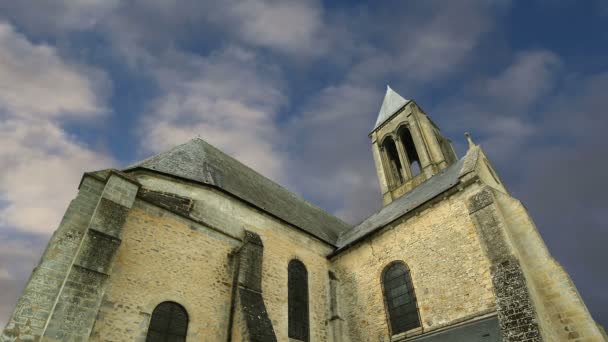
left=0, top=0, right=607, bottom=329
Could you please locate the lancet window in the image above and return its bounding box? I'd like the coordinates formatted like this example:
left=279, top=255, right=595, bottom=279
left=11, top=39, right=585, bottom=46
left=288, top=259, right=309, bottom=341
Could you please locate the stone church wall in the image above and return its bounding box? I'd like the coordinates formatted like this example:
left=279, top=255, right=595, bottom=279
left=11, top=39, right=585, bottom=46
left=331, top=184, right=496, bottom=341
left=91, top=173, right=335, bottom=341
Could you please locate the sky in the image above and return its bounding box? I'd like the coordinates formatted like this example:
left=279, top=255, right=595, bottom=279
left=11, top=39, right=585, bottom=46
left=0, top=0, right=607, bottom=330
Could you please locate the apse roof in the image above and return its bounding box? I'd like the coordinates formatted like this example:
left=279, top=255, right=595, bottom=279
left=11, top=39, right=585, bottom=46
left=124, top=138, right=351, bottom=244
left=374, top=85, right=411, bottom=131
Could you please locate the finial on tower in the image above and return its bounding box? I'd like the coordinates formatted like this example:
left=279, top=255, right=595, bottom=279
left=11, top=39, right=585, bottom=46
left=465, top=132, right=475, bottom=148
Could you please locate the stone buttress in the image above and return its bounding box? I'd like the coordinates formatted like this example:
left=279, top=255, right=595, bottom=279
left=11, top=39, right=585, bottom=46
left=230, top=231, right=277, bottom=342
left=468, top=184, right=606, bottom=341
left=1, top=171, right=140, bottom=341
left=467, top=187, right=543, bottom=342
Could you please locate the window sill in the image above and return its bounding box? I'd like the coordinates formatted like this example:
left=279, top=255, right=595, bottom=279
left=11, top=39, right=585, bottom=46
left=391, top=327, right=423, bottom=342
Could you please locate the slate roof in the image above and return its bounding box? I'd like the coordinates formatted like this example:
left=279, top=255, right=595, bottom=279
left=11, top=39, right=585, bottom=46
left=335, top=154, right=471, bottom=251
left=124, top=138, right=351, bottom=244
left=374, top=85, right=411, bottom=131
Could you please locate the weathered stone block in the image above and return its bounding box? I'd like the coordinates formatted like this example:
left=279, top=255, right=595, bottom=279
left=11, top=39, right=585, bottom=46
left=138, top=188, right=193, bottom=216
left=89, top=198, right=130, bottom=239
left=74, top=231, right=121, bottom=275
left=44, top=266, right=107, bottom=340
left=492, top=258, right=542, bottom=342
left=102, top=175, right=139, bottom=208
left=238, top=231, right=264, bottom=292
left=468, top=188, right=494, bottom=214
left=238, top=287, right=277, bottom=342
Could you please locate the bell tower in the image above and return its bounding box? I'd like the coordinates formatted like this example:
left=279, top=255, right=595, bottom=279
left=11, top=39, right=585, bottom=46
left=370, top=86, right=457, bottom=205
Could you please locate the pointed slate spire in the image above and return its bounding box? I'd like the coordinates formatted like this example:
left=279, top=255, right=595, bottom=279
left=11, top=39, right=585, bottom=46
left=374, top=85, right=410, bottom=130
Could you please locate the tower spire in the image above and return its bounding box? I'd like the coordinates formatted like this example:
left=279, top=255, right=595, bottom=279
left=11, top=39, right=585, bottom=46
left=374, top=85, right=410, bottom=130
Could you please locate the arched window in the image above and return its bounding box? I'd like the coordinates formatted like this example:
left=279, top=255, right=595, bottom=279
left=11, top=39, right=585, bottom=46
left=398, top=127, right=421, bottom=177
left=382, top=262, right=421, bottom=335
left=288, top=259, right=309, bottom=341
left=382, top=137, right=404, bottom=186
left=146, top=301, right=188, bottom=342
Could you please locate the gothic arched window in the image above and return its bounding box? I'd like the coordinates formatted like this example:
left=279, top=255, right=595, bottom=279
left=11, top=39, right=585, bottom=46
left=398, top=127, right=421, bottom=177
left=288, top=259, right=309, bottom=341
left=146, top=301, right=188, bottom=342
left=382, top=262, right=421, bottom=335
left=382, top=136, right=404, bottom=186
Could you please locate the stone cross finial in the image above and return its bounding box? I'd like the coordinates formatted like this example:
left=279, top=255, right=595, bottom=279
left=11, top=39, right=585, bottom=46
left=465, top=132, right=475, bottom=148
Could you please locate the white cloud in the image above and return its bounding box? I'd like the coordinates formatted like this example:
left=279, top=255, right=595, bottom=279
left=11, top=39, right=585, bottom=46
left=0, top=120, right=112, bottom=234
left=0, top=236, right=46, bottom=329
left=1, top=0, right=326, bottom=59
left=485, top=50, right=562, bottom=109
left=397, top=2, right=493, bottom=80
left=228, top=0, right=325, bottom=55
left=139, top=47, right=288, bottom=183
left=0, top=268, right=12, bottom=281
left=0, top=22, right=107, bottom=119
left=429, top=49, right=564, bottom=164
left=0, top=0, right=120, bottom=34
left=364, top=0, right=508, bottom=82
left=0, top=21, right=112, bottom=235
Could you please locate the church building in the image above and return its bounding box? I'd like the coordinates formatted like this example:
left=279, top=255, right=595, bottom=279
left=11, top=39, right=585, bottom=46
left=2, top=87, right=605, bottom=341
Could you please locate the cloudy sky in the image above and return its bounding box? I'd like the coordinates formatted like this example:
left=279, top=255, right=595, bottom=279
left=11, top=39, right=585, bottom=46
left=0, top=0, right=607, bottom=329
